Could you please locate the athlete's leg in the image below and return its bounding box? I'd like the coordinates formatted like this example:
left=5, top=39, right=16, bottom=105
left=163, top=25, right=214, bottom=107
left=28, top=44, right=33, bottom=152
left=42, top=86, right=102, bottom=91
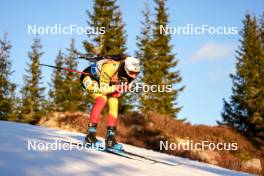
left=89, top=95, right=107, bottom=124
left=105, top=96, right=119, bottom=148
left=82, top=76, right=107, bottom=124
left=107, top=97, right=118, bottom=127
left=82, top=76, right=107, bottom=143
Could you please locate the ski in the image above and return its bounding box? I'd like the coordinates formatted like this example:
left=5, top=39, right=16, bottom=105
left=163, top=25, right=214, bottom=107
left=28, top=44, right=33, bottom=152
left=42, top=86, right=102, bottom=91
left=62, top=140, right=153, bottom=163
left=119, top=149, right=179, bottom=166
left=61, top=140, right=180, bottom=166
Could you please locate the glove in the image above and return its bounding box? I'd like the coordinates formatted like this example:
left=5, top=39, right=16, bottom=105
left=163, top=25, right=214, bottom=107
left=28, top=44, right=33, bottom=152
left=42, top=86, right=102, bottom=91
left=116, top=84, right=129, bottom=93
left=111, top=84, right=129, bottom=97
left=110, top=91, right=123, bottom=98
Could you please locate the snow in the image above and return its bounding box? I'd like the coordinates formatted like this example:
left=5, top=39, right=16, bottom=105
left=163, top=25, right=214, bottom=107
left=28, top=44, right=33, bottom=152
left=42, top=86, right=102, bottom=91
left=0, top=121, right=252, bottom=176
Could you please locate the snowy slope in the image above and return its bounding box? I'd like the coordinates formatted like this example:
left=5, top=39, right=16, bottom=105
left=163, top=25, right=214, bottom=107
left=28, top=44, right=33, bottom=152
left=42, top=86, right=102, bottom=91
left=0, top=121, right=252, bottom=176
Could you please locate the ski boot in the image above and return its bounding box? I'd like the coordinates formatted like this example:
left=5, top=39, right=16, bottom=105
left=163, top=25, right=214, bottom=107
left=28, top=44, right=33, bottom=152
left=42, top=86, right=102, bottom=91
left=85, top=123, right=101, bottom=147
left=105, top=126, right=123, bottom=150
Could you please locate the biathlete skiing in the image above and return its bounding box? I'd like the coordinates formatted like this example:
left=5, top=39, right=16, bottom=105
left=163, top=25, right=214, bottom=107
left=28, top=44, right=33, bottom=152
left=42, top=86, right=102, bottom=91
left=80, top=55, right=140, bottom=149
left=40, top=56, right=178, bottom=165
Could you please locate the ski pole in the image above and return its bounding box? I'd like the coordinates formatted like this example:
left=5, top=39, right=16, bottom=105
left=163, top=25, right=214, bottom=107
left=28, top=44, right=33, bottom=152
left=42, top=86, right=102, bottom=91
left=39, top=63, right=92, bottom=76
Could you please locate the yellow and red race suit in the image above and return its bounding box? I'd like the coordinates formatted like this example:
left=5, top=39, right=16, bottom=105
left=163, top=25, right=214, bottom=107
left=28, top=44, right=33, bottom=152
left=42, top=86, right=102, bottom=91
left=81, top=59, right=132, bottom=126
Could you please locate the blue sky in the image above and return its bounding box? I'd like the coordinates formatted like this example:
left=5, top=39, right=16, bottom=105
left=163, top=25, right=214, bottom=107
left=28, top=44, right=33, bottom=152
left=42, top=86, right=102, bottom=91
left=0, top=0, right=263, bottom=125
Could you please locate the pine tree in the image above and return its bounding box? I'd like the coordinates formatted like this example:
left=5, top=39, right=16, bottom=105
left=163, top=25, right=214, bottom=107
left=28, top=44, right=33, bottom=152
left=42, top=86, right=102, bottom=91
left=138, top=0, right=184, bottom=117
left=20, top=37, right=46, bottom=123
left=84, top=0, right=126, bottom=55
left=136, top=4, right=156, bottom=112
left=260, top=12, right=264, bottom=47
left=0, top=33, right=16, bottom=121
left=220, top=13, right=264, bottom=148
left=83, top=0, right=132, bottom=113
left=62, top=39, right=86, bottom=111
left=48, top=49, right=65, bottom=111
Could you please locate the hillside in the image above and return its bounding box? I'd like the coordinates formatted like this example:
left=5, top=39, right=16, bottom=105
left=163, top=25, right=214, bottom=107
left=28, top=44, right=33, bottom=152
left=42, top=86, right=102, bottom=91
left=0, top=120, right=254, bottom=176
left=38, top=112, right=263, bottom=175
